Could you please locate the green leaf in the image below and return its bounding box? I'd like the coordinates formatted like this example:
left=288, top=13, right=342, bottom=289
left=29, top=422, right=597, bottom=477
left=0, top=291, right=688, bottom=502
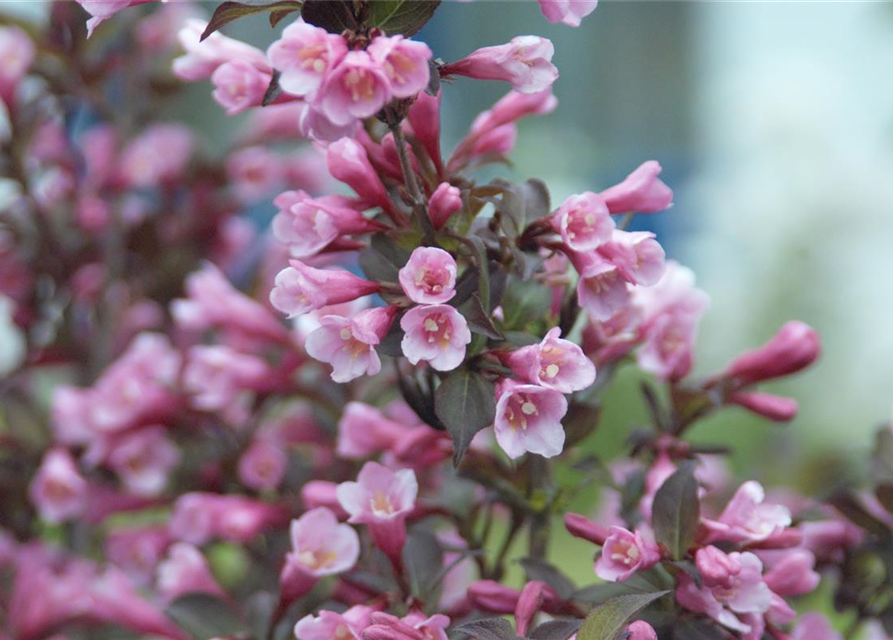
left=359, top=233, right=411, bottom=282
left=452, top=618, right=515, bottom=640
left=522, top=178, right=551, bottom=223
left=201, top=1, right=302, bottom=40
left=165, top=593, right=248, bottom=640
left=873, top=428, right=893, bottom=484
left=877, top=484, right=893, bottom=517
left=520, top=557, right=577, bottom=600
left=651, top=462, right=699, bottom=560
left=402, top=529, right=444, bottom=600
left=368, top=0, right=441, bottom=36
left=530, top=620, right=582, bottom=640
left=828, top=489, right=892, bottom=537
left=300, top=0, right=358, bottom=32
left=672, top=620, right=733, bottom=640
left=461, top=293, right=503, bottom=340
left=501, top=279, right=552, bottom=331
left=577, top=591, right=670, bottom=640
left=434, top=369, right=495, bottom=465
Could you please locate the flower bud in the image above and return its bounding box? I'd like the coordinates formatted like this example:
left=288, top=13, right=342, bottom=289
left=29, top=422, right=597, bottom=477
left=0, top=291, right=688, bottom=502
left=724, top=321, right=821, bottom=387
left=730, top=392, right=798, bottom=422
left=428, top=183, right=462, bottom=229
left=443, top=36, right=558, bottom=94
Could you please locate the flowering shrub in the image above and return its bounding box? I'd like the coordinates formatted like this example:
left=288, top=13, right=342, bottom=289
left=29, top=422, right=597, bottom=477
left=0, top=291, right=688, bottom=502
left=0, top=2, right=890, bottom=640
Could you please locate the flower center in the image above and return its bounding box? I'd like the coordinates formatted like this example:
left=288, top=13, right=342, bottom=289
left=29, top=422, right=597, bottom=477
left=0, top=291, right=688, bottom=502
left=370, top=490, right=396, bottom=516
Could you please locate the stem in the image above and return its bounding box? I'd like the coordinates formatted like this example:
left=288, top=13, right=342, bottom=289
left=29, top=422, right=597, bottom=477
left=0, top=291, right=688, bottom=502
left=389, top=123, right=436, bottom=244
left=527, top=455, right=552, bottom=560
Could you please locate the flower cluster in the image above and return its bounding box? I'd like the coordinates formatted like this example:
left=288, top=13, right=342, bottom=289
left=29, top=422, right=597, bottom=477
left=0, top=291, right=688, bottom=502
left=0, top=3, right=886, bottom=640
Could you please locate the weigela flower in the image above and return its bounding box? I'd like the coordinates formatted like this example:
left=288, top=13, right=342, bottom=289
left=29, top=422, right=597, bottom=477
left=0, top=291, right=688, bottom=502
left=723, top=320, right=821, bottom=387
left=676, top=548, right=772, bottom=635
left=337, top=402, right=412, bottom=459
left=305, top=306, right=398, bottom=383
left=572, top=252, right=631, bottom=322
left=368, top=35, right=432, bottom=99
left=703, top=481, right=792, bottom=545
left=0, top=26, right=35, bottom=105
left=326, top=138, right=394, bottom=213
left=364, top=612, right=451, bottom=640
left=493, top=380, right=568, bottom=459
left=551, top=191, right=614, bottom=252
left=506, top=327, right=596, bottom=393
left=238, top=440, right=287, bottom=491
left=320, top=51, right=391, bottom=126
left=106, top=426, right=180, bottom=497
left=211, top=59, right=272, bottom=116
left=105, top=525, right=170, bottom=586
left=623, top=621, right=658, bottom=640
left=294, top=605, right=377, bottom=640
left=272, top=190, right=383, bottom=258
left=537, top=0, right=598, bottom=27
left=76, top=0, right=155, bottom=36
left=30, top=449, right=89, bottom=524
left=398, top=247, right=459, bottom=304
left=400, top=304, right=471, bottom=372
left=762, top=549, right=820, bottom=596
left=336, top=462, right=418, bottom=565
left=226, top=146, right=285, bottom=202
left=594, top=526, right=661, bottom=582
left=156, top=543, right=225, bottom=604
left=118, top=124, right=194, bottom=189
left=173, top=19, right=269, bottom=81
left=268, top=21, right=348, bottom=99
left=600, top=160, right=674, bottom=214
left=790, top=613, right=843, bottom=640
left=428, top=182, right=463, bottom=229
left=443, top=36, right=559, bottom=94
left=597, top=230, right=666, bottom=286
left=271, top=259, right=381, bottom=318
left=183, top=345, right=270, bottom=412
left=729, top=391, right=799, bottom=422
left=407, top=91, right=443, bottom=172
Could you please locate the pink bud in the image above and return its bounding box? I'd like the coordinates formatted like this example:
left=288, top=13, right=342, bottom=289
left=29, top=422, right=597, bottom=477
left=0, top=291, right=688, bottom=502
left=367, top=35, right=432, bottom=99
left=494, top=380, right=568, bottom=459
left=696, top=545, right=742, bottom=589
left=599, top=161, right=673, bottom=214
left=305, top=305, right=397, bottom=383
left=211, top=60, right=272, bottom=115
left=326, top=138, right=394, bottom=213
left=729, top=392, right=799, bottom=422
left=336, top=462, right=418, bottom=567
left=624, top=621, right=658, bottom=640
left=724, top=321, right=821, bottom=387
left=594, top=527, right=661, bottom=582
left=267, top=21, right=347, bottom=99
left=564, top=513, right=610, bottom=545
left=443, top=36, right=558, bottom=94
left=407, top=91, right=443, bottom=174
left=30, top=449, right=88, bottom=524
left=537, top=0, right=598, bottom=27
left=271, top=260, right=381, bottom=318
left=506, top=327, right=596, bottom=393
left=428, top=183, right=462, bottom=229
left=398, top=247, right=459, bottom=304
left=551, top=192, right=614, bottom=252
left=400, top=304, right=471, bottom=372
left=514, top=582, right=547, bottom=636
left=238, top=440, right=287, bottom=491
left=467, top=581, right=523, bottom=613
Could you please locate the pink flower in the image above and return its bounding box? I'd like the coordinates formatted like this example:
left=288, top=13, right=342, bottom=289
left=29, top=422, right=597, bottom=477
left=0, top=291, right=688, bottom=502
left=105, top=525, right=170, bottom=586
left=294, top=605, right=376, bottom=640
left=226, top=146, right=285, bottom=202
left=271, top=260, right=382, bottom=318
left=790, top=613, right=843, bottom=640
left=326, top=138, right=393, bottom=213
left=597, top=230, right=666, bottom=286
left=443, top=36, right=558, bottom=94
left=552, top=192, right=614, bottom=252
left=238, top=440, right=287, bottom=491
left=729, top=392, right=799, bottom=422
left=506, top=327, right=596, bottom=393
left=571, top=252, right=631, bottom=322
left=183, top=345, right=270, bottom=412
left=287, top=507, right=360, bottom=576
left=623, top=621, right=658, bottom=640
left=537, top=0, right=598, bottom=27
left=119, top=124, right=194, bottom=188
left=172, top=263, right=289, bottom=342
left=169, top=493, right=221, bottom=545
left=514, top=582, right=547, bottom=636
left=428, top=183, right=462, bottom=229
left=301, top=480, right=348, bottom=518
left=407, top=91, right=443, bottom=173
left=305, top=306, right=398, bottom=382
left=363, top=612, right=450, bottom=640
left=763, top=549, right=820, bottom=596
left=336, top=462, right=418, bottom=565
left=319, top=51, right=391, bottom=126
left=493, top=380, right=568, bottom=459
left=173, top=19, right=269, bottom=81
left=676, top=548, right=772, bottom=635
left=76, top=0, right=155, bottom=36
left=30, top=449, right=88, bottom=524
left=565, top=512, right=610, bottom=545
left=272, top=190, right=382, bottom=258
left=398, top=247, right=459, bottom=304
left=267, top=21, right=347, bottom=99
left=367, top=35, right=432, bottom=98
left=337, top=402, right=412, bottom=459
left=156, top=543, right=225, bottom=604
left=0, top=26, right=35, bottom=105
left=594, top=526, right=660, bottom=582
left=107, top=426, right=180, bottom=497
left=400, top=304, right=471, bottom=372
left=723, top=321, right=821, bottom=387
left=211, top=60, right=272, bottom=115
left=600, top=161, right=673, bottom=214
left=703, top=481, right=792, bottom=545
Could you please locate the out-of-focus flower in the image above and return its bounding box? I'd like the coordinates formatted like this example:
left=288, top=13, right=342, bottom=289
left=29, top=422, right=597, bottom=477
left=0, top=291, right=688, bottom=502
left=537, top=0, right=597, bottom=27
left=238, top=440, right=288, bottom=492
left=106, top=426, right=180, bottom=497
left=30, top=449, right=89, bottom=524
left=156, top=543, right=225, bottom=604
left=173, top=19, right=269, bottom=81
left=119, top=124, right=194, bottom=189
left=600, top=161, right=673, bottom=214
left=443, top=37, right=558, bottom=94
